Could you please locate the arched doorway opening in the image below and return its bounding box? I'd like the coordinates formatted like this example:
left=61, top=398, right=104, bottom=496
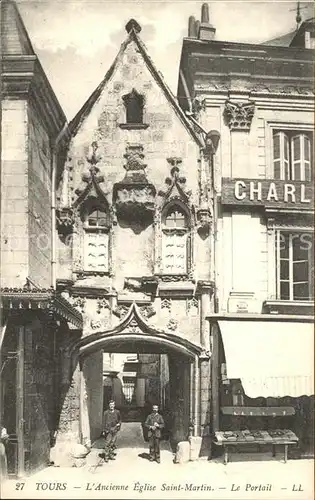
left=67, top=304, right=205, bottom=452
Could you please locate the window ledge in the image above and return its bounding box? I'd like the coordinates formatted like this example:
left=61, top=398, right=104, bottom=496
left=263, top=299, right=314, bottom=316
left=119, top=123, right=149, bottom=130
left=77, top=271, right=110, bottom=278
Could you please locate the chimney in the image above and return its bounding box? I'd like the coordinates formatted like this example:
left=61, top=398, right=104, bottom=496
left=195, top=20, right=200, bottom=37
left=198, top=3, right=216, bottom=41
left=201, top=3, right=209, bottom=23
left=188, top=15, right=197, bottom=38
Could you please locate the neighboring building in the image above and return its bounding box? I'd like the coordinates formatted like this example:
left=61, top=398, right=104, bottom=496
left=1, top=0, right=314, bottom=479
left=178, top=3, right=314, bottom=457
left=0, top=0, right=82, bottom=477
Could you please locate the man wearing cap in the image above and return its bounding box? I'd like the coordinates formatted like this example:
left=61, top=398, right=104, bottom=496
left=145, top=404, right=165, bottom=463
left=101, top=400, right=121, bottom=462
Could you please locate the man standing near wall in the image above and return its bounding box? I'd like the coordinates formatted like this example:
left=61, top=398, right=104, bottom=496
left=145, top=404, right=165, bottom=463
left=101, top=401, right=121, bottom=462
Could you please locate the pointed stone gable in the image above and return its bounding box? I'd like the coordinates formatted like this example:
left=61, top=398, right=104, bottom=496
left=68, top=20, right=202, bottom=146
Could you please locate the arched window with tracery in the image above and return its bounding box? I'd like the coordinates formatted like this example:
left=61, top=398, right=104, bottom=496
left=161, top=204, right=190, bottom=275
left=83, top=204, right=110, bottom=273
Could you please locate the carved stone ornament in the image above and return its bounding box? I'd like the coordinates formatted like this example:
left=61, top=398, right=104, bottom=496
left=224, top=101, right=255, bottom=131
left=159, top=274, right=190, bottom=283
left=56, top=207, right=75, bottom=234
left=158, top=158, right=192, bottom=202
left=97, top=297, right=110, bottom=314
left=187, top=297, right=199, bottom=314
left=90, top=319, right=102, bottom=330
left=113, top=304, right=130, bottom=319
left=196, top=206, right=212, bottom=236
left=113, top=144, right=156, bottom=221
left=72, top=296, right=86, bottom=313
left=73, top=142, right=109, bottom=207
left=128, top=318, right=142, bottom=333
left=140, top=304, right=156, bottom=319
left=167, top=318, right=178, bottom=331
left=124, top=144, right=147, bottom=172
left=192, top=97, right=206, bottom=118
left=161, top=298, right=172, bottom=312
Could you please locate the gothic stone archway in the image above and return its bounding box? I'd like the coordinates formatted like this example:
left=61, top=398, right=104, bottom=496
left=55, top=303, right=211, bottom=458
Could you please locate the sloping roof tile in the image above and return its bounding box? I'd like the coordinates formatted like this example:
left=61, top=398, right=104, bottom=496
left=262, top=30, right=297, bottom=47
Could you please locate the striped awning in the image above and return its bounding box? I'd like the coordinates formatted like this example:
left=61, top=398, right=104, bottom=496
left=218, top=320, right=314, bottom=398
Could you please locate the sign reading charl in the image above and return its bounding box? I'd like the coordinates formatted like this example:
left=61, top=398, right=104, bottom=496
left=221, top=178, right=314, bottom=209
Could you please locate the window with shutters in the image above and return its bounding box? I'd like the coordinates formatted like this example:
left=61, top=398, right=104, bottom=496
left=83, top=206, right=109, bottom=273
left=275, top=230, right=314, bottom=301
left=161, top=204, right=190, bottom=275
left=273, top=130, right=312, bottom=181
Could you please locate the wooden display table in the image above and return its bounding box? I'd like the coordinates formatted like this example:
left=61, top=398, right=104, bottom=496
left=214, top=429, right=299, bottom=464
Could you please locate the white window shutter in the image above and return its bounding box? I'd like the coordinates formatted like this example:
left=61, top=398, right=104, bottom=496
left=84, top=232, right=108, bottom=272
left=273, top=131, right=289, bottom=180
left=162, top=231, right=187, bottom=274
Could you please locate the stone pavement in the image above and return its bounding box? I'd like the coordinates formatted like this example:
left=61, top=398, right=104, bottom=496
left=1, top=423, right=314, bottom=500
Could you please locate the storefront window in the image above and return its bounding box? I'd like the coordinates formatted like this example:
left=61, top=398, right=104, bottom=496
left=276, top=230, right=314, bottom=300
left=273, top=131, right=312, bottom=181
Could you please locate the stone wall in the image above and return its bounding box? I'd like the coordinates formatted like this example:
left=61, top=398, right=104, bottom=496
left=0, top=99, right=53, bottom=288
left=24, top=315, right=56, bottom=473
left=54, top=30, right=213, bottom=454
left=1, top=100, right=29, bottom=287
left=27, top=102, right=52, bottom=287
left=81, top=351, right=103, bottom=444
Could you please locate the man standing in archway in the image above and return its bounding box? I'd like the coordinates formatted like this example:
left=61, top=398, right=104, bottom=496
left=101, top=401, right=121, bottom=462
left=145, top=404, right=165, bottom=463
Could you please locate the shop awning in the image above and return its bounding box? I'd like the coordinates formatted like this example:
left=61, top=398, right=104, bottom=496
left=218, top=320, right=314, bottom=398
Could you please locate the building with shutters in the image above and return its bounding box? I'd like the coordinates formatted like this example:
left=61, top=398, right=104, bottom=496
left=178, top=3, right=314, bottom=458
left=0, top=0, right=219, bottom=476
left=0, top=0, right=314, bottom=478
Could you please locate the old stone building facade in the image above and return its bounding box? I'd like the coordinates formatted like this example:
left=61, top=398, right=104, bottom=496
left=0, top=1, right=218, bottom=476
left=0, top=0, right=83, bottom=476
left=0, top=0, right=314, bottom=478
left=54, top=16, right=216, bottom=462
left=178, top=4, right=314, bottom=458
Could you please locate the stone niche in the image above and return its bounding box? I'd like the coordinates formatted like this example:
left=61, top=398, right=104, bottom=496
left=113, top=144, right=156, bottom=223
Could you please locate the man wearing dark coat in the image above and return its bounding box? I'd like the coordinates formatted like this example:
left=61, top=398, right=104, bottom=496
left=101, top=401, right=121, bottom=462
left=145, top=404, right=165, bottom=463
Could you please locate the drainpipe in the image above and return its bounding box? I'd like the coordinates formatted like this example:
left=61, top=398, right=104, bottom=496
left=179, top=69, right=193, bottom=113
left=187, top=116, right=220, bottom=313
left=194, top=355, right=199, bottom=436
left=17, top=326, right=25, bottom=478
left=51, top=123, right=68, bottom=289
left=212, top=152, right=219, bottom=313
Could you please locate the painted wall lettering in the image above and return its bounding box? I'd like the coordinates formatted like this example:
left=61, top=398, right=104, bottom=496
left=222, top=178, right=314, bottom=209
